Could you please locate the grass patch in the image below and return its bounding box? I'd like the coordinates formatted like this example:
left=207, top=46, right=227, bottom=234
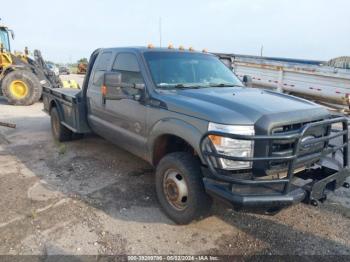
left=54, top=140, right=67, bottom=155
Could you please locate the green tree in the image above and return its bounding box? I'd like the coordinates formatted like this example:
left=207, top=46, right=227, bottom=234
left=77, top=58, right=88, bottom=64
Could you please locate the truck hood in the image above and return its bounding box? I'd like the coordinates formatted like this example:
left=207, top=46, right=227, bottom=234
left=158, top=87, right=329, bottom=125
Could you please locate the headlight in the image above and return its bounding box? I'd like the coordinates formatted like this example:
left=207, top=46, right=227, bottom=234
left=208, top=123, right=255, bottom=170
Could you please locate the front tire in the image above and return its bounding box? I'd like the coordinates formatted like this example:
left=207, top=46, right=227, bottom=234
left=155, top=152, right=212, bottom=224
left=1, top=70, right=42, bottom=105
left=50, top=107, right=72, bottom=142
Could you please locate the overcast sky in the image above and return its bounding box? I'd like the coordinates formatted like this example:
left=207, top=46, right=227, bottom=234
left=2, top=0, right=349, bottom=63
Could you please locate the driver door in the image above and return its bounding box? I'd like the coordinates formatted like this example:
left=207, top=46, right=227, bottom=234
left=100, top=52, right=148, bottom=159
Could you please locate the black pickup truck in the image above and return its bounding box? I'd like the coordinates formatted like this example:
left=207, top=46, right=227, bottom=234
left=43, top=47, right=350, bottom=224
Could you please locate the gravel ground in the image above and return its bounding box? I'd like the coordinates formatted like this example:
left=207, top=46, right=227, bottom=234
left=0, top=77, right=349, bottom=256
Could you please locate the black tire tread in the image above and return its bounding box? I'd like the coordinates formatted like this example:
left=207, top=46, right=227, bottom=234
left=50, top=107, right=72, bottom=142
left=155, top=152, right=212, bottom=224
left=1, top=70, right=42, bottom=105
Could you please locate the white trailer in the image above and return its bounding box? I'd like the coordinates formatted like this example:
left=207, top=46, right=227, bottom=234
left=217, top=54, right=350, bottom=112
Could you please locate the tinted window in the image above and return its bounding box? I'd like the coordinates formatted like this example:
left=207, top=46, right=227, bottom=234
left=95, top=52, right=112, bottom=71
left=143, top=51, right=242, bottom=89
left=112, top=53, right=144, bottom=96
left=0, top=29, right=10, bottom=51
left=112, top=53, right=144, bottom=95
left=92, top=52, right=112, bottom=89
left=112, top=53, right=140, bottom=72
left=92, top=71, right=105, bottom=86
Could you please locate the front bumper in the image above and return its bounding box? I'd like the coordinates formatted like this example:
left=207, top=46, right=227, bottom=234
left=202, top=167, right=349, bottom=209
left=203, top=175, right=306, bottom=208
left=200, top=117, right=350, bottom=209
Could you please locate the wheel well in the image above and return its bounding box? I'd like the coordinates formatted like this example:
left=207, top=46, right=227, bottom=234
left=152, top=134, right=197, bottom=166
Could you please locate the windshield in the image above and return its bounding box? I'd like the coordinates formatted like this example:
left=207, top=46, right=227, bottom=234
left=0, top=28, right=10, bottom=52
left=144, top=51, right=243, bottom=89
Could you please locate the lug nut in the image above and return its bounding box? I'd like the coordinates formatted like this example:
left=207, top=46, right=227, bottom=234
left=343, top=182, right=350, bottom=188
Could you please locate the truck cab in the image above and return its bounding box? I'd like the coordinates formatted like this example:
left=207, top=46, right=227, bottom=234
left=43, top=47, right=350, bottom=224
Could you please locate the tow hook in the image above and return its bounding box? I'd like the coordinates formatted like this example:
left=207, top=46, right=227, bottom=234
left=343, top=182, right=350, bottom=188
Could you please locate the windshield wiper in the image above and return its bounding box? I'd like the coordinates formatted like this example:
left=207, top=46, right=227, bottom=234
left=174, top=84, right=201, bottom=89
left=157, top=83, right=200, bottom=89
left=209, top=83, right=242, bottom=87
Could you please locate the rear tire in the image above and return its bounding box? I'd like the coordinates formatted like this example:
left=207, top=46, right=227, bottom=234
left=155, top=152, right=212, bottom=224
left=50, top=107, right=72, bottom=142
left=1, top=70, right=42, bottom=105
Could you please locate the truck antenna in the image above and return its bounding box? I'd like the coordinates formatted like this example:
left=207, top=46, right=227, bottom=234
left=159, top=17, right=162, bottom=47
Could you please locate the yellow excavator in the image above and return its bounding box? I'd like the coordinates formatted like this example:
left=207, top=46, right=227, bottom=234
left=0, top=21, right=78, bottom=105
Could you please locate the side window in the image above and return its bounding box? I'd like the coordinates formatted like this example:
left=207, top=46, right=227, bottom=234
left=92, top=52, right=112, bottom=88
left=112, top=53, right=144, bottom=85
left=92, top=71, right=105, bottom=86
left=95, top=52, right=112, bottom=70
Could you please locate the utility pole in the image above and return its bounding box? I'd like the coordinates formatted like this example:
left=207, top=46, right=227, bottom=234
left=159, top=17, right=162, bottom=47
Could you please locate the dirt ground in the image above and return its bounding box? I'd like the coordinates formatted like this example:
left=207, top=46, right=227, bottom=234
left=0, top=76, right=349, bottom=256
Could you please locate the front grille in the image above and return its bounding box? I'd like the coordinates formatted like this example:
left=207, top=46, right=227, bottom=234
left=200, top=116, right=348, bottom=195
left=269, top=120, right=329, bottom=172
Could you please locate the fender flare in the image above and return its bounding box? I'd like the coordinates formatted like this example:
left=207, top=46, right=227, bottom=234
left=48, top=99, right=65, bottom=122
left=148, top=118, right=205, bottom=164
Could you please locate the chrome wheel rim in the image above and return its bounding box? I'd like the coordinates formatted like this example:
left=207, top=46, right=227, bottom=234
left=163, top=169, right=189, bottom=211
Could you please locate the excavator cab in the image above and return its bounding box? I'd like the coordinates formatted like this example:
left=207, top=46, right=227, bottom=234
left=0, top=26, right=11, bottom=52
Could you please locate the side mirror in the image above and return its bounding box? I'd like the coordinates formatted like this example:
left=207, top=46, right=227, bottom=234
left=102, top=72, right=145, bottom=102
left=104, top=71, right=122, bottom=87
left=242, top=75, right=253, bottom=87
